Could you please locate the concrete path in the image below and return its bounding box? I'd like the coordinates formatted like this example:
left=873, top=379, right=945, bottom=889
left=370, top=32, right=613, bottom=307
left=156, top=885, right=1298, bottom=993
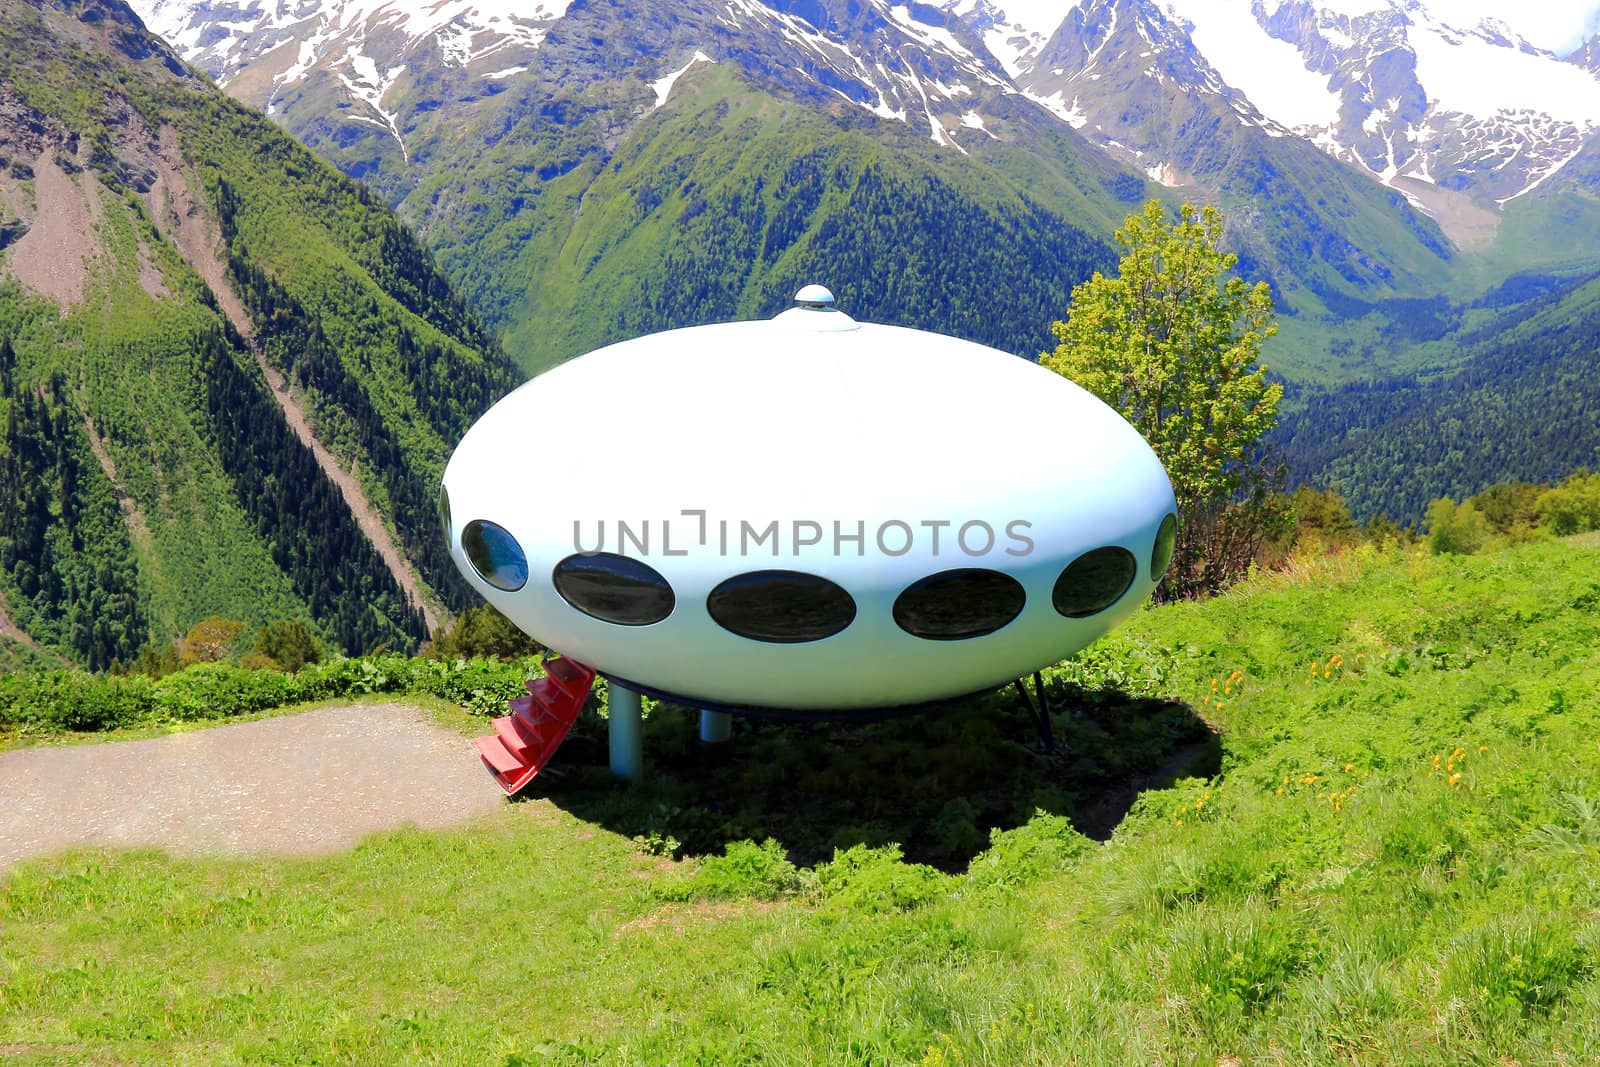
left=0, top=703, right=505, bottom=873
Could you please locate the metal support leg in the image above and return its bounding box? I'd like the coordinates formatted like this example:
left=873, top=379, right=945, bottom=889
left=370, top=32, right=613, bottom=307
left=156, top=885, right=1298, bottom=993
left=1014, top=674, right=1056, bottom=752
left=699, top=709, right=732, bottom=744
left=609, top=683, right=643, bottom=781
left=1033, top=671, right=1056, bottom=752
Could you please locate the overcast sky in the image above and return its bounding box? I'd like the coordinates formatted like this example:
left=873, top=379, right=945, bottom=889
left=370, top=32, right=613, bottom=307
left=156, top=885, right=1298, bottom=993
left=1446, top=0, right=1600, bottom=52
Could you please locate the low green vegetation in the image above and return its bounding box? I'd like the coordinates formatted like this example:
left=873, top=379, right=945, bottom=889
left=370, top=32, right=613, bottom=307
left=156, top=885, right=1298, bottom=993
left=3, top=535, right=1599, bottom=1062
left=0, top=651, right=542, bottom=739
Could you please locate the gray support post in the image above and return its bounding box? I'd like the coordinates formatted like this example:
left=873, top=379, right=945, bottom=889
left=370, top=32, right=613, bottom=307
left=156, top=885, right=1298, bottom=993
left=699, top=709, right=732, bottom=744
left=609, top=683, right=643, bottom=781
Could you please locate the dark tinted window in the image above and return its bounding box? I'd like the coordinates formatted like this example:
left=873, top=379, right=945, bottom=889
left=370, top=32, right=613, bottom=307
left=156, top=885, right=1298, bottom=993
left=438, top=485, right=451, bottom=541
left=1052, top=546, right=1137, bottom=618
left=462, top=520, right=528, bottom=591
left=553, top=553, right=675, bottom=626
left=893, top=569, right=1025, bottom=640
left=1152, top=513, right=1177, bottom=579
left=707, top=571, right=855, bottom=643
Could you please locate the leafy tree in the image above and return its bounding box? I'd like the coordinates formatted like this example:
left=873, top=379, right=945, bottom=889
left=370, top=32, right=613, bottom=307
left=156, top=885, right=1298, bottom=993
left=254, top=618, right=327, bottom=673
left=1468, top=481, right=1542, bottom=542
left=1425, top=498, right=1492, bottom=556
left=1363, top=512, right=1414, bottom=548
left=1043, top=201, right=1284, bottom=600
left=1288, top=486, right=1358, bottom=548
left=181, top=616, right=246, bottom=665
left=1537, top=472, right=1600, bottom=536
left=423, top=604, right=543, bottom=660
left=132, top=641, right=179, bottom=679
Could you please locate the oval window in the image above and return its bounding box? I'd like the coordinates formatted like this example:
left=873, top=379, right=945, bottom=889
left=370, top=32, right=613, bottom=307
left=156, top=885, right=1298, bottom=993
left=893, top=569, right=1025, bottom=641
left=1052, top=546, right=1137, bottom=619
left=553, top=553, right=675, bottom=626
left=1152, top=513, right=1177, bottom=579
left=461, top=519, right=528, bottom=592
left=707, top=570, right=855, bottom=644
left=438, top=484, right=452, bottom=541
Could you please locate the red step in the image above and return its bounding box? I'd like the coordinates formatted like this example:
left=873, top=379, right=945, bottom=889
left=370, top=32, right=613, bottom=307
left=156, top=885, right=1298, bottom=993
left=493, top=715, right=536, bottom=759
left=475, top=734, right=524, bottom=775
left=545, top=656, right=591, bottom=695
left=475, top=654, right=596, bottom=795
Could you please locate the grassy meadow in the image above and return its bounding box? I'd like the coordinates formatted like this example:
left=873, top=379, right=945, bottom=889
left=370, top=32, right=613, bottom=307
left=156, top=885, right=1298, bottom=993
left=3, top=535, right=1600, bottom=1063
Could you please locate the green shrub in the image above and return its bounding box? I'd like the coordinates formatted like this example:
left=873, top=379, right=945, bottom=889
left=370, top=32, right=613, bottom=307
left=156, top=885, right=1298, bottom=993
left=1537, top=472, right=1600, bottom=537
left=814, top=845, right=948, bottom=913
left=0, top=652, right=547, bottom=733
left=964, top=812, right=1091, bottom=888
left=680, top=839, right=803, bottom=901
left=0, top=670, right=156, bottom=731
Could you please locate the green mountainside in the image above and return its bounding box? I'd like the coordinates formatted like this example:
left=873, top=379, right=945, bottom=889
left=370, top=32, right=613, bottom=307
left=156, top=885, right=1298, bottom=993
left=1277, top=271, right=1600, bottom=522
left=0, top=0, right=519, bottom=666
left=419, top=66, right=1125, bottom=373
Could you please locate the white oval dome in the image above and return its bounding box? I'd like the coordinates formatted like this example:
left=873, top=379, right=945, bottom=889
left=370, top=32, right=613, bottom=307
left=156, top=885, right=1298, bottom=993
left=442, top=296, right=1176, bottom=710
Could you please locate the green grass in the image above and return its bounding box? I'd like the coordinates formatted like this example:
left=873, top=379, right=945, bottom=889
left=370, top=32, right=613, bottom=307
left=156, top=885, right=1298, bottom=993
left=3, top=536, right=1600, bottom=1063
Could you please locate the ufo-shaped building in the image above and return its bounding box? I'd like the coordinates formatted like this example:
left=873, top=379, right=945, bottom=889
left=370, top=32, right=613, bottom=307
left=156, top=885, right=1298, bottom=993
left=442, top=286, right=1177, bottom=791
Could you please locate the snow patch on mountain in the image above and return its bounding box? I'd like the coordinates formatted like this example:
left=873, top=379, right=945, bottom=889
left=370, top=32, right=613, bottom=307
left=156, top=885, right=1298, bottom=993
left=1161, top=0, right=1340, bottom=130
left=1408, top=23, right=1600, bottom=123
left=654, top=52, right=714, bottom=109
left=339, top=53, right=408, bottom=159
left=944, top=0, right=1079, bottom=76
left=131, top=0, right=572, bottom=89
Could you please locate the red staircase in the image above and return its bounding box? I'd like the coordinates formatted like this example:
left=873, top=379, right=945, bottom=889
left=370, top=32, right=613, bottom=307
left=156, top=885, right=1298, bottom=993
left=474, top=655, right=596, bottom=795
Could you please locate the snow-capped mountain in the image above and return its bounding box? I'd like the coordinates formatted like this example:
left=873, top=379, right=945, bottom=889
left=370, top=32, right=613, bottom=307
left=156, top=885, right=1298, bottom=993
left=133, top=0, right=1032, bottom=160
left=137, top=0, right=570, bottom=90
left=134, top=0, right=570, bottom=157
left=132, top=0, right=1600, bottom=215
left=116, top=0, right=1600, bottom=375
left=965, top=0, right=1600, bottom=209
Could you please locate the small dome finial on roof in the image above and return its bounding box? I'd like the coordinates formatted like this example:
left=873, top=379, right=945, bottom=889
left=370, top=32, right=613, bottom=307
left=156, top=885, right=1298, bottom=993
left=794, top=284, right=836, bottom=309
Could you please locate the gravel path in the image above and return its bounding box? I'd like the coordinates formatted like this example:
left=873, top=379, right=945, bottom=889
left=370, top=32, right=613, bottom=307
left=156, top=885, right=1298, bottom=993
left=0, top=703, right=505, bottom=873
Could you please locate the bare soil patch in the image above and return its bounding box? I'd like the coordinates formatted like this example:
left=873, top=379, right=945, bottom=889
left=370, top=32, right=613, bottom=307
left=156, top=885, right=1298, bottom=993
left=5, top=151, right=94, bottom=307
left=0, top=703, right=505, bottom=872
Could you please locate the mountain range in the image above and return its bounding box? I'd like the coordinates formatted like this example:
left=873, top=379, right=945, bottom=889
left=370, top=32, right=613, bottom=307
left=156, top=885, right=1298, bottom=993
left=123, top=0, right=1600, bottom=377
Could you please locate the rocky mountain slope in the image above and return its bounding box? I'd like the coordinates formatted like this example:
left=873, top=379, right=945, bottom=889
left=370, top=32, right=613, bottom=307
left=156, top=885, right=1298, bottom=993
left=0, top=0, right=519, bottom=665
